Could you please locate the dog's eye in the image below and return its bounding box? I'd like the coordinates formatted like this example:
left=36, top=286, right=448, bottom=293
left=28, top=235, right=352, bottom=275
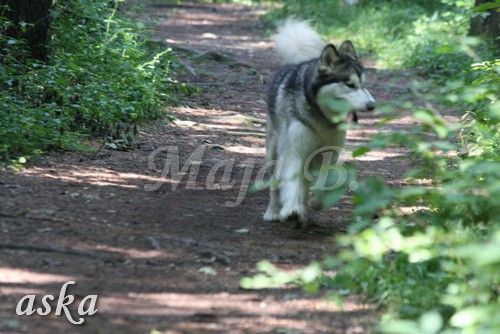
left=346, top=83, right=356, bottom=89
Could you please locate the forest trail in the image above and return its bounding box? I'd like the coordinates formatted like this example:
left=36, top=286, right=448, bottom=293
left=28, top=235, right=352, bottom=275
left=0, top=2, right=417, bottom=333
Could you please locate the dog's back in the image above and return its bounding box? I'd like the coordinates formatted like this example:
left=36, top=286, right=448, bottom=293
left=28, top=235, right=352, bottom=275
left=267, top=20, right=327, bottom=132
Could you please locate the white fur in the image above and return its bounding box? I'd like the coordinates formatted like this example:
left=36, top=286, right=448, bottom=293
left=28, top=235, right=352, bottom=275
left=275, top=18, right=326, bottom=65
left=264, top=119, right=347, bottom=224
left=317, top=74, right=375, bottom=114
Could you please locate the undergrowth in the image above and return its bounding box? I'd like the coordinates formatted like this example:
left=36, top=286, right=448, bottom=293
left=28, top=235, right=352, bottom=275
left=267, top=0, right=495, bottom=80
left=0, top=0, right=179, bottom=164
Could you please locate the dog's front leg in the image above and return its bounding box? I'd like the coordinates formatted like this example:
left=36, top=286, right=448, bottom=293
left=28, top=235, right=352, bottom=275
left=264, top=177, right=281, bottom=221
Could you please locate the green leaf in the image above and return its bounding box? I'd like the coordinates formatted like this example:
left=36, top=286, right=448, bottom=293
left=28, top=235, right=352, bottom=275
left=301, top=262, right=321, bottom=283
left=435, top=44, right=455, bottom=54
left=256, top=260, right=277, bottom=275
left=473, top=2, right=499, bottom=12
left=240, top=274, right=273, bottom=289
left=414, top=109, right=436, bottom=124
left=322, top=187, right=347, bottom=207
left=352, top=146, right=371, bottom=158
left=450, top=304, right=499, bottom=328
left=418, top=311, right=443, bottom=333
left=434, top=125, right=449, bottom=139
left=378, top=320, right=421, bottom=334
left=327, top=293, right=345, bottom=307
left=19, top=21, right=28, bottom=33
left=318, top=97, right=353, bottom=114
left=399, top=187, right=426, bottom=200
left=68, top=62, right=81, bottom=71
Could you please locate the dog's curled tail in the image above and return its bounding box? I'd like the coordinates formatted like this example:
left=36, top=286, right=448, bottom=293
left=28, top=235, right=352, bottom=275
left=275, top=18, right=326, bottom=65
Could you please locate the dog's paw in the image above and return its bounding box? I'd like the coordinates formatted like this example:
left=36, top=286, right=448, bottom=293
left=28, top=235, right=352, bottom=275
left=263, top=211, right=280, bottom=222
left=279, top=206, right=306, bottom=224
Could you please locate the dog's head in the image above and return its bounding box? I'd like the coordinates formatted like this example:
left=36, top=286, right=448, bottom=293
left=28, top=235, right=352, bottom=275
left=313, top=41, right=375, bottom=122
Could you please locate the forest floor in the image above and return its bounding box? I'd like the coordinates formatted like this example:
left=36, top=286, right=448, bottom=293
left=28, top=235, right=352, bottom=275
left=0, top=2, right=444, bottom=333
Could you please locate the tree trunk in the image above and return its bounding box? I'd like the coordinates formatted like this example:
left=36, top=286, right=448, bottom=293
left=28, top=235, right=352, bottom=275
left=1, top=0, right=53, bottom=62
left=469, top=0, right=500, bottom=41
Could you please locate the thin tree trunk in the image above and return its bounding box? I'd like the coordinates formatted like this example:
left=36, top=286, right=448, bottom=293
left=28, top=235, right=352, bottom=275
left=469, top=0, right=500, bottom=41
left=1, top=0, right=53, bottom=62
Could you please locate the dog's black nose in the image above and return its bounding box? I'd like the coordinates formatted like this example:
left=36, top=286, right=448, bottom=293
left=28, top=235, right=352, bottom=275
left=366, top=102, right=376, bottom=111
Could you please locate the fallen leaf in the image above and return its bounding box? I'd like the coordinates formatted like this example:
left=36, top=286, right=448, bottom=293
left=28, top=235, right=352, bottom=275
left=199, top=266, right=217, bottom=276
left=234, top=228, right=250, bottom=234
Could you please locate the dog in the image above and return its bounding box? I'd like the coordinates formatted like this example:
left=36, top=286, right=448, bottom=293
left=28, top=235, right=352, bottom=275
left=264, top=18, right=375, bottom=226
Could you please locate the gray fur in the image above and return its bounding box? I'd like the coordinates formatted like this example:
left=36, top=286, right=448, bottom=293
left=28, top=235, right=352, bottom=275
left=264, top=22, right=375, bottom=226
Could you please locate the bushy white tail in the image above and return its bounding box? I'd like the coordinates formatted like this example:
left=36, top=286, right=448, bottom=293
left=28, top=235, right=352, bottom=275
left=275, top=18, right=326, bottom=65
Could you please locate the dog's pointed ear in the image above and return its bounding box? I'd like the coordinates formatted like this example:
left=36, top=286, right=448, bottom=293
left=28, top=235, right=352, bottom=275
left=320, top=44, right=340, bottom=70
left=339, top=40, right=357, bottom=59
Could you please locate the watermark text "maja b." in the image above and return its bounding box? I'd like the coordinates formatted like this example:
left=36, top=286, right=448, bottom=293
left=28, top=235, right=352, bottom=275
left=144, top=145, right=355, bottom=207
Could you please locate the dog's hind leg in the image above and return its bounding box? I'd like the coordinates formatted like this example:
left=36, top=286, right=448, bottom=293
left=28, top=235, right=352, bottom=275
left=264, top=124, right=281, bottom=222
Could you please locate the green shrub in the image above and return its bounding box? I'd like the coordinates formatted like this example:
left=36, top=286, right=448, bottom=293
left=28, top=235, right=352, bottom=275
left=0, top=0, right=177, bottom=162
left=267, top=0, right=496, bottom=82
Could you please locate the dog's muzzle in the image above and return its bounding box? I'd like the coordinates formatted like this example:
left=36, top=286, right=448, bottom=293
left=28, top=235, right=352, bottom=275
left=348, top=102, right=375, bottom=123
left=366, top=101, right=376, bottom=111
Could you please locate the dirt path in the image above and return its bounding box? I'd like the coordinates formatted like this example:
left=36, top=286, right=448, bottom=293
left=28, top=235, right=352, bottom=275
left=0, top=2, right=416, bottom=333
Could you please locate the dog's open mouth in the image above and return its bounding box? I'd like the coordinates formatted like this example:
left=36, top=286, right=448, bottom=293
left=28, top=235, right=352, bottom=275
left=347, top=111, right=358, bottom=123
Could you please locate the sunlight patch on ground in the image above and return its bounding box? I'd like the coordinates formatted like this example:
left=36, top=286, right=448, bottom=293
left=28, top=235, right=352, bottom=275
left=340, top=148, right=404, bottom=162
left=21, top=167, right=174, bottom=189
left=97, top=291, right=371, bottom=332
left=103, top=291, right=370, bottom=314
left=90, top=245, right=170, bottom=260
left=224, top=146, right=265, bottom=155
left=399, top=206, right=430, bottom=215
left=0, top=267, right=75, bottom=284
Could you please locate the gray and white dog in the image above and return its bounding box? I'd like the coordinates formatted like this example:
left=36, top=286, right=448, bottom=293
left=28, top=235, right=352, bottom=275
left=264, top=18, right=375, bottom=224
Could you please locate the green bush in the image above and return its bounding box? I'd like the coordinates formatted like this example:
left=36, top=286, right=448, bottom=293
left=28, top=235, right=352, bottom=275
left=0, top=0, right=177, bottom=162
left=267, top=0, right=495, bottom=81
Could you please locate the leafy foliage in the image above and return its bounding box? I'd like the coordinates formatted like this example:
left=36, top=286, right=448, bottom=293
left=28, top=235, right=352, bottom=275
left=0, top=0, right=177, bottom=163
left=267, top=0, right=495, bottom=80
